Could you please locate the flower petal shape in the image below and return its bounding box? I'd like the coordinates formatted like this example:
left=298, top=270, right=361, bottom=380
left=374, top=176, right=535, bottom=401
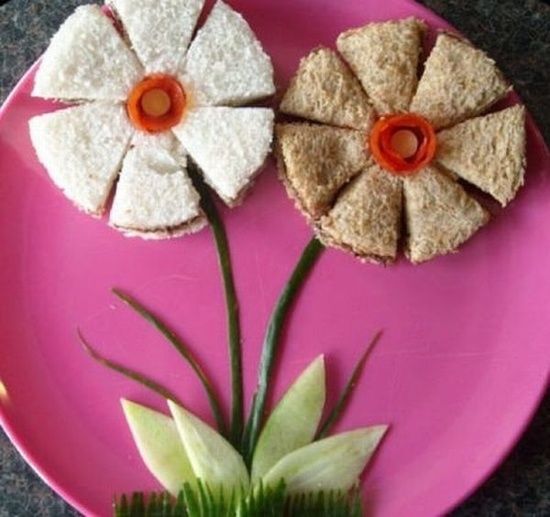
left=404, top=166, right=490, bottom=263
left=173, top=107, right=274, bottom=205
left=251, top=356, right=326, bottom=482
left=110, top=145, right=205, bottom=239
left=181, top=0, right=275, bottom=106
left=33, top=5, right=143, bottom=102
left=275, top=123, right=369, bottom=219
left=280, top=48, right=375, bottom=131
left=262, top=426, right=387, bottom=495
left=167, top=400, right=250, bottom=493
left=337, top=18, right=426, bottom=115
left=29, top=102, right=133, bottom=215
left=318, top=164, right=403, bottom=263
left=436, top=105, right=526, bottom=206
left=410, top=33, right=510, bottom=130
left=108, top=0, right=204, bottom=74
left=121, top=399, right=195, bottom=496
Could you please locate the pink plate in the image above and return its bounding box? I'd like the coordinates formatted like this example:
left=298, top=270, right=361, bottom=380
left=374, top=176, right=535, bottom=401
left=1, top=1, right=549, bottom=515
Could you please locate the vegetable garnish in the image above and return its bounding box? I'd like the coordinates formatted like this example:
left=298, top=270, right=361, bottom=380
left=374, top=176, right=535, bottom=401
left=190, top=168, right=244, bottom=449
left=127, top=75, right=187, bottom=133
left=78, top=330, right=184, bottom=407
left=369, top=113, right=437, bottom=175
left=243, top=238, right=325, bottom=464
left=111, top=289, right=227, bottom=437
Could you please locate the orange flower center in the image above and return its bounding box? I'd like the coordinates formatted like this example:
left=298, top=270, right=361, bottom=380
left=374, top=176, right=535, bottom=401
left=369, top=113, right=437, bottom=175
left=127, top=75, right=187, bottom=133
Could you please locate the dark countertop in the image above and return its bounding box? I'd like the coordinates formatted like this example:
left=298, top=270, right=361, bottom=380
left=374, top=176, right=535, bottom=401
left=0, top=0, right=549, bottom=515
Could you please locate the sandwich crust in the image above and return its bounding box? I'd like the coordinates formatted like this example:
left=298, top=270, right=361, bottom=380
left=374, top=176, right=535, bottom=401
left=436, top=105, right=526, bottom=206
left=410, top=33, right=510, bottom=129
left=108, top=0, right=205, bottom=74
left=110, top=146, right=203, bottom=235
left=317, top=164, right=403, bottom=264
left=33, top=5, right=143, bottom=102
left=280, top=47, right=375, bottom=131
left=337, top=17, right=426, bottom=115
left=182, top=0, right=275, bottom=106
left=275, top=123, right=369, bottom=220
left=173, top=107, right=274, bottom=205
left=29, top=102, right=134, bottom=216
left=404, top=166, right=490, bottom=263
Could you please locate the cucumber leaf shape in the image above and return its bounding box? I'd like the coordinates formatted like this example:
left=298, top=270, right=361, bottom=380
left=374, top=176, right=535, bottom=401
left=251, top=355, right=326, bottom=480
left=261, top=426, right=387, bottom=494
left=167, top=400, right=250, bottom=495
left=121, top=399, right=195, bottom=495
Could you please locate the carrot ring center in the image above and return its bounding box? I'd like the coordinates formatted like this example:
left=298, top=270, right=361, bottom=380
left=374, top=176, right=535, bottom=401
left=369, top=113, right=437, bottom=175
left=127, top=75, right=187, bottom=133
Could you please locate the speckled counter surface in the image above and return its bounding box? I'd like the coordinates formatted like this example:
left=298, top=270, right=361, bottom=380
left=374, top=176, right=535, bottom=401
left=0, top=0, right=549, bottom=515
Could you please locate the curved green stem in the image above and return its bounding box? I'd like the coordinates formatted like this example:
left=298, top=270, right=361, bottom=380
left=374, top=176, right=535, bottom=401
left=112, top=289, right=227, bottom=437
left=243, top=238, right=324, bottom=464
left=190, top=169, right=244, bottom=449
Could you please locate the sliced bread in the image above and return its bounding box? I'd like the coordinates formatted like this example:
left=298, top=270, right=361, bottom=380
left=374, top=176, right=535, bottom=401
left=29, top=102, right=134, bottom=215
left=317, top=164, right=403, bottom=263
left=181, top=0, right=275, bottom=106
left=110, top=145, right=205, bottom=239
left=404, top=165, right=490, bottom=263
left=280, top=47, right=375, bottom=131
left=410, top=33, right=510, bottom=129
left=33, top=5, right=143, bottom=101
left=436, top=105, right=526, bottom=206
left=172, top=107, right=274, bottom=205
left=275, top=123, right=369, bottom=219
left=337, top=18, right=426, bottom=115
left=108, top=0, right=204, bottom=74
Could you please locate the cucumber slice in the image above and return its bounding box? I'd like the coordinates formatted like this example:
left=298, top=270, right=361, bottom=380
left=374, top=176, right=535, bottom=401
left=167, top=400, right=250, bottom=493
left=251, top=355, right=326, bottom=481
left=261, top=426, right=388, bottom=494
left=121, top=399, right=195, bottom=495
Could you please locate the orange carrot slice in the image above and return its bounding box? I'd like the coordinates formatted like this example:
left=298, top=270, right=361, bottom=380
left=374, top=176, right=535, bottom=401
left=369, top=113, right=436, bottom=175
left=127, top=75, right=187, bottom=133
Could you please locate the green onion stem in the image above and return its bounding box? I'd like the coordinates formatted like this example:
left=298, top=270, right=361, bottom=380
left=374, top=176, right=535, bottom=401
left=189, top=167, right=244, bottom=449
left=243, top=238, right=324, bottom=463
left=111, top=289, right=227, bottom=437
left=78, top=329, right=184, bottom=408
left=316, top=330, right=383, bottom=439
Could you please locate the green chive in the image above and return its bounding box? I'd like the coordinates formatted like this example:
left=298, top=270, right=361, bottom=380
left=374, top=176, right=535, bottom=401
left=316, top=331, right=383, bottom=439
left=189, top=166, right=244, bottom=449
left=243, top=238, right=324, bottom=463
left=111, top=289, right=227, bottom=438
left=78, top=330, right=184, bottom=408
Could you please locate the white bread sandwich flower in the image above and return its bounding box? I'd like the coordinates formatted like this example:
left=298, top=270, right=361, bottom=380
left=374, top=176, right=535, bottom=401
left=277, top=19, right=526, bottom=264
left=29, top=1, right=275, bottom=239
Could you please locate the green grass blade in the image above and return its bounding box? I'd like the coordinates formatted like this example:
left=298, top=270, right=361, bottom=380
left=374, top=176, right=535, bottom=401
left=79, top=330, right=184, bottom=407
left=112, top=289, right=227, bottom=437
left=244, top=238, right=324, bottom=464
left=130, top=492, right=145, bottom=517
left=114, top=494, right=129, bottom=517
left=316, top=331, right=383, bottom=439
left=189, top=166, right=244, bottom=449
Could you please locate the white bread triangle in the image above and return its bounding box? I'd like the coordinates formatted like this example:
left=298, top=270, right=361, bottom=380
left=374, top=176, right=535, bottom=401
left=110, top=145, right=205, bottom=239
left=107, top=0, right=204, bottom=74
left=181, top=0, right=275, bottom=106
left=317, top=164, right=402, bottom=264
left=404, top=166, right=489, bottom=263
left=29, top=102, right=133, bottom=215
left=337, top=18, right=426, bottom=115
left=410, top=33, right=510, bottom=129
left=33, top=5, right=143, bottom=102
left=436, top=105, right=526, bottom=206
left=275, top=123, right=369, bottom=220
left=280, top=47, right=375, bottom=131
left=172, top=107, right=274, bottom=205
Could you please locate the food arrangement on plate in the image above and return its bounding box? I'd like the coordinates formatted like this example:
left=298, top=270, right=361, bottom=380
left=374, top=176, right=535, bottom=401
left=0, top=0, right=541, bottom=515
